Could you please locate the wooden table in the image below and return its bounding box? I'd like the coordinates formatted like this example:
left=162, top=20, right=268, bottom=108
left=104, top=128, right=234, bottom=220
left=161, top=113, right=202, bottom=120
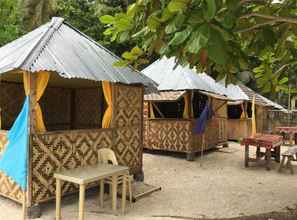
left=54, top=164, right=129, bottom=220
left=276, top=126, right=297, bottom=146
left=241, top=134, right=283, bottom=170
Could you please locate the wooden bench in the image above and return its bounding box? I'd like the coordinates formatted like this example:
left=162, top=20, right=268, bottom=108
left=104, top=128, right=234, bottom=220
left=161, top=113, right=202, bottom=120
left=278, top=148, right=297, bottom=174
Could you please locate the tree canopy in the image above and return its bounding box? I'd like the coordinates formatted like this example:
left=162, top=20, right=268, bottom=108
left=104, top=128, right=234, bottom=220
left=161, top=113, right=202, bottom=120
left=100, top=0, right=297, bottom=97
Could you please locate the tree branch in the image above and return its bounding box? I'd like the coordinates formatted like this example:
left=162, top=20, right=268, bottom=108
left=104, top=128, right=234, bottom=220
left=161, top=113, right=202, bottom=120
left=236, top=20, right=281, bottom=33
left=240, top=13, right=297, bottom=25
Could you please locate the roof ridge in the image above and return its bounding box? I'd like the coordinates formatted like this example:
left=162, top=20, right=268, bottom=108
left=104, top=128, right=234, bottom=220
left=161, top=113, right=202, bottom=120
left=19, top=17, right=64, bottom=71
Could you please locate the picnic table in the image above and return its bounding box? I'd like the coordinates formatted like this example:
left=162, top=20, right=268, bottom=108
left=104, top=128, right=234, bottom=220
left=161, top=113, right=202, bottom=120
left=241, top=134, right=283, bottom=170
left=276, top=126, right=297, bottom=146
left=54, top=163, right=129, bottom=220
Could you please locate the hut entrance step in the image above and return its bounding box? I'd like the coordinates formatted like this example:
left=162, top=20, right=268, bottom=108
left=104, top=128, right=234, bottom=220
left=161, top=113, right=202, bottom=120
left=117, top=182, right=161, bottom=203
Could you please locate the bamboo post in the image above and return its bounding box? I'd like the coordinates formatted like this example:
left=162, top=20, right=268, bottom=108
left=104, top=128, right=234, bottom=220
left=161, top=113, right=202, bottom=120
left=22, top=192, right=26, bottom=220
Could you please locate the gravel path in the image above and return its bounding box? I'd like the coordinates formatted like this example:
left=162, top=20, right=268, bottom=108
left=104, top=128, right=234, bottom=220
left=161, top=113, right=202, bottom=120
left=1, top=142, right=297, bottom=219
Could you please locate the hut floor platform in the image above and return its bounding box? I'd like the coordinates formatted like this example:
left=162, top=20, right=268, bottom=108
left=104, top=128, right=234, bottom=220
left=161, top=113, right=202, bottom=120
left=1, top=142, right=297, bottom=220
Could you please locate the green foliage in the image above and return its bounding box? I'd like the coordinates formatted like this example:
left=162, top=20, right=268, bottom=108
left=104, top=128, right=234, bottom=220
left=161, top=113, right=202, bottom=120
left=0, top=0, right=22, bottom=47
left=100, top=0, right=297, bottom=102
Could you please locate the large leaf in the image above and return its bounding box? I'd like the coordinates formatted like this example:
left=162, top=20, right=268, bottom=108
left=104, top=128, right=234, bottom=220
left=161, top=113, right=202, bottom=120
left=186, top=24, right=209, bottom=54
left=207, top=27, right=227, bottom=65
left=168, top=0, right=189, bottom=12
left=169, top=26, right=192, bottom=46
left=100, top=15, right=115, bottom=24
left=147, top=15, right=161, bottom=31
left=203, top=0, right=216, bottom=21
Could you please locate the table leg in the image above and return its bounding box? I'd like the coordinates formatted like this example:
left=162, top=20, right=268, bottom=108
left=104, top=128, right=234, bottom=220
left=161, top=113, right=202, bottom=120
left=121, top=175, right=127, bottom=214
left=100, top=180, right=104, bottom=208
left=275, top=146, right=281, bottom=163
left=56, top=178, right=62, bottom=220
left=112, top=175, right=117, bottom=212
left=78, top=184, right=86, bottom=220
left=256, top=146, right=260, bottom=161
left=266, top=148, right=272, bottom=171
left=244, top=144, right=249, bottom=167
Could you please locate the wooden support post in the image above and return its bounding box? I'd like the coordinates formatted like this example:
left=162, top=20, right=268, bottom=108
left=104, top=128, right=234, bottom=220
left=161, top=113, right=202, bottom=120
left=22, top=191, right=26, bottom=220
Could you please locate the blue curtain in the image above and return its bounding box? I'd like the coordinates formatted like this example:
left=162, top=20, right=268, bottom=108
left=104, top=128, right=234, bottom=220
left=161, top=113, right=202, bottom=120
left=0, top=96, right=29, bottom=190
left=193, top=102, right=213, bottom=135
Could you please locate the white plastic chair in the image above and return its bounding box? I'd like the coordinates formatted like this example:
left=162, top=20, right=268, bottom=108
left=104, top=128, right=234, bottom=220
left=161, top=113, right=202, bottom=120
left=98, top=148, right=133, bottom=208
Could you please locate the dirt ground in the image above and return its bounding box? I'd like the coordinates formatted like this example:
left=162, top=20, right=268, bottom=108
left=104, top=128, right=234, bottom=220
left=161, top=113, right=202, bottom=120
left=1, top=142, right=297, bottom=220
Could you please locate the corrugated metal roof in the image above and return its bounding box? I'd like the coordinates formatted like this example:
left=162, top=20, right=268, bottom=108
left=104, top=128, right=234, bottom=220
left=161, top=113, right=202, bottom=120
left=144, top=91, right=186, bottom=102
left=0, top=17, right=155, bottom=86
left=142, top=57, right=226, bottom=95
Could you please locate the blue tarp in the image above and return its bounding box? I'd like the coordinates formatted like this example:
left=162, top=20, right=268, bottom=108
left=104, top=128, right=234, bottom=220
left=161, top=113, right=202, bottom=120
left=0, top=96, right=29, bottom=190
left=193, top=103, right=213, bottom=135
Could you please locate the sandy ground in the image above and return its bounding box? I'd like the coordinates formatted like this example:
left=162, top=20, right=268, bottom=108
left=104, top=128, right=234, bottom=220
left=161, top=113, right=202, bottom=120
left=1, top=142, right=297, bottom=220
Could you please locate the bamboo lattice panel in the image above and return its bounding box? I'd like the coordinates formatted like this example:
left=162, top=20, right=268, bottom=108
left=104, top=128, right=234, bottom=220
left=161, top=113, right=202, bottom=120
left=143, top=102, right=149, bottom=149
left=0, top=172, right=23, bottom=203
left=112, top=84, right=143, bottom=173
left=31, top=129, right=113, bottom=203
left=145, top=120, right=192, bottom=152
left=0, top=82, right=25, bottom=129
left=74, top=88, right=102, bottom=129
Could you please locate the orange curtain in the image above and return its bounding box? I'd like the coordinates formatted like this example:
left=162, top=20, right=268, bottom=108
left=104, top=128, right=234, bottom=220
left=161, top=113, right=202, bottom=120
left=240, top=103, right=245, bottom=119
left=102, top=81, right=112, bottom=128
left=23, top=71, right=49, bottom=132
left=183, top=93, right=190, bottom=119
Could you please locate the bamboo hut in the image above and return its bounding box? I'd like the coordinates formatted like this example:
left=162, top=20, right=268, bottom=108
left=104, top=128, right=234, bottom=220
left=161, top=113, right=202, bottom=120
left=0, top=17, right=154, bottom=211
left=142, top=57, right=228, bottom=160
left=225, top=83, right=287, bottom=140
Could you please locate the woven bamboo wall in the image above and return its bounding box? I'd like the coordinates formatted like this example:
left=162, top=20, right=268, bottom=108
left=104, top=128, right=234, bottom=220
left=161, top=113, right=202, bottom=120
left=145, top=119, right=192, bottom=152
left=29, top=83, right=144, bottom=205
left=143, top=98, right=228, bottom=154
left=111, top=84, right=143, bottom=174
left=143, top=102, right=150, bottom=149
left=41, top=87, right=71, bottom=131
left=0, top=82, right=25, bottom=129
left=30, top=129, right=113, bottom=203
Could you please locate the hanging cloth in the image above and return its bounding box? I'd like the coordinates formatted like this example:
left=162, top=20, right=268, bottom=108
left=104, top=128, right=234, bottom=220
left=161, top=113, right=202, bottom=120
left=240, top=103, right=245, bottom=119
left=0, top=97, right=30, bottom=190
left=102, top=81, right=112, bottom=128
left=251, top=95, right=257, bottom=136
left=24, top=71, right=49, bottom=132
left=149, top=102, right=155, bottom=119
left=193, top=102, right=213, bottom=134
left=183, top=93, right=190, bottom=119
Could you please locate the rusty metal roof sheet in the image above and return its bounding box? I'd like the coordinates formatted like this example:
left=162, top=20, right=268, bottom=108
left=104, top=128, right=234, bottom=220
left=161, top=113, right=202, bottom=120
left=0, top=17, right=155, bottom=86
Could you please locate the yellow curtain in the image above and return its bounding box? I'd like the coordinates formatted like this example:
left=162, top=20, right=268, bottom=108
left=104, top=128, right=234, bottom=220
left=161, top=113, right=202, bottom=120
left=183, top=93, right=190, bottom=119
left=251, top=95, right=257, bottom=136
left=240, top=103, right=245, bottom=119
left=102, top=81, right=112, bottom=128
left=23, top=71, right=49, bottom=132
left=149, top=102, right=155, bottom=119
